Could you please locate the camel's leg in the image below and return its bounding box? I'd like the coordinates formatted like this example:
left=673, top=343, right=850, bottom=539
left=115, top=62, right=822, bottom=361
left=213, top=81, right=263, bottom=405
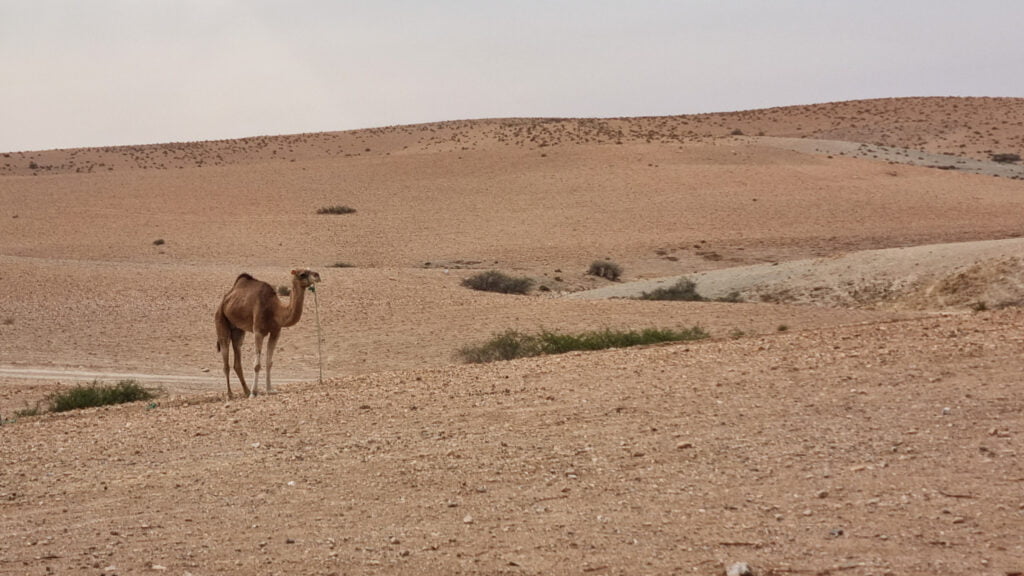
left=231, top=330, right=249, bottom=397
left=264, top=331, right=280, bottom=395
left=252, top=332, right=265, bottom=398
left=219, top=337, right=233, bottom=398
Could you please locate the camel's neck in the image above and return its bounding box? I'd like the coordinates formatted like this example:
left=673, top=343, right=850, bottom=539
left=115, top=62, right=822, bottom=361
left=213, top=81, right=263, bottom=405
left=279, top=278, right=308, bottom=327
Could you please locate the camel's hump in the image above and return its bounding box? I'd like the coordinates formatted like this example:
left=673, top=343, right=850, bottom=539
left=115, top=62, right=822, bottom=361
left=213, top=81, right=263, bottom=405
left=236, top=272, right=255, bottom=282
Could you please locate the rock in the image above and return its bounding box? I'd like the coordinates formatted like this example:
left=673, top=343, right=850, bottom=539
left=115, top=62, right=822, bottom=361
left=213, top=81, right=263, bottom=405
left=463, top=514, right=474, bottom=524
left=726, top=562, right=755, bottom=576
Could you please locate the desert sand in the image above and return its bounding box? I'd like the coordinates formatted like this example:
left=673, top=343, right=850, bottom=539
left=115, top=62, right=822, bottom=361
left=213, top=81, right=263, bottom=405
left=1, top=97, right=1023, bottom=575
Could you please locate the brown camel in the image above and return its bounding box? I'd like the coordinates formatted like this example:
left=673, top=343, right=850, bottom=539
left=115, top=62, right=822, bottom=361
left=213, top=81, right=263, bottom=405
left=214, top=269, right=321, bottom=398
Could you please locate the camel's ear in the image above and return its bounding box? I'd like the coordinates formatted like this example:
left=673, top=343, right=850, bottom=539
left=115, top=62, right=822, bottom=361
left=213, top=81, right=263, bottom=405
left=291, top=269, right=298, bottom=276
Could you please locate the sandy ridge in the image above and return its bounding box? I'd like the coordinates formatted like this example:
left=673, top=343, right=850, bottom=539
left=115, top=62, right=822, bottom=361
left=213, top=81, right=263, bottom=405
left=570, top=237, right=1024, bottom=309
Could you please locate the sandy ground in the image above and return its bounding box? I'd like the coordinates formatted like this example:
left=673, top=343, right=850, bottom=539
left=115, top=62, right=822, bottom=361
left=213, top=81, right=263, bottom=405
left=2, top=98, right=1024, bottom=575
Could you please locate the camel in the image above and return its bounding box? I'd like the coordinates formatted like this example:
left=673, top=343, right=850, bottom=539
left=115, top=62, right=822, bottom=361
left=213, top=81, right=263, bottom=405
left=214, top=269, right=321, bottom=398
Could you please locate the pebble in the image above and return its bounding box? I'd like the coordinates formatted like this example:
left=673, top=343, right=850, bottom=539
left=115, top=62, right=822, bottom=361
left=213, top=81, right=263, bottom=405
left=463, top=514, right=474, bottom=524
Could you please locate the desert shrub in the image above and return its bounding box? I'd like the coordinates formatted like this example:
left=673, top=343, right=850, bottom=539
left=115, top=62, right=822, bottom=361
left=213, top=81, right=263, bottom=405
left=457, top=330, right=542, bottom=363
left=329, top=262, right=354, bottom=268
left=588, top=260, right=622, bottom=281
left=537, top=327, right=708, bottom=354
left=461, top=271, right=534, bottom=294
left=458, top=326, right=708, bottom=363
left=47, top=380, right=156, bottom=413
left=277, top=285, right=291, bottom=296
left=991, top=153, right=1021, bottom=164
left=638, top=278, right=704, bottom=301
left=316, top=205, right=356, bottom=215
left=152, top=238, right=165, bottom=246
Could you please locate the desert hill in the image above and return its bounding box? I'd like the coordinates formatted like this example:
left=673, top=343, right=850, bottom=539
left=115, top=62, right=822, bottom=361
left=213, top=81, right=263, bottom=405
left=1, top=97, right=1023, bottom=575
left=3, top=97, right=1023, bottom=176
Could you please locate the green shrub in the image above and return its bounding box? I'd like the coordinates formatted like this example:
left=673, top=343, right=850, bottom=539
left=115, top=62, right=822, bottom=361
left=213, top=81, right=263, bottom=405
left=277, top=285, right=291, bottom=296
left=457, top=330, right=541, bottom=363
left=461, top=271, right=534, bottom=294
left=47, top=380, right=157, bottom=412
left=588, top=260, right=622, bottom=281
left=316, top=205, right=357, bottom=215
left=458, top=326, right=708, bottom=363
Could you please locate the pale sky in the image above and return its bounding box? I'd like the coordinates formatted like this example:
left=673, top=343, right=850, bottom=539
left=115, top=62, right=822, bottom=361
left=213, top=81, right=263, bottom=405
left=3, top=1, right=1022, bottom=152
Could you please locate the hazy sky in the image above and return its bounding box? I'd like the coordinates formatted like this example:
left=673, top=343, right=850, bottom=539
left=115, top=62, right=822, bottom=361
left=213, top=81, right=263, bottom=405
left=3, top=1, right=1022, bottom=152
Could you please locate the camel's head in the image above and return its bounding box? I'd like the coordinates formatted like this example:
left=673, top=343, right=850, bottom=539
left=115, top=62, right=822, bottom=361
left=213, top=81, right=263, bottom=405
left=291, top=269, right=321, bottom=290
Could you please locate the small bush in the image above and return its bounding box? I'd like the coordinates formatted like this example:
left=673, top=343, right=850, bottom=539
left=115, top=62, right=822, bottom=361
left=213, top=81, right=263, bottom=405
left=458, top=326, right=709, bottom=363
left=152, top=238, right=165, bottom=246
left=47, top=380, right=157, bottom=412
left=277, top=285, right=291, bottom=297
left=329, top=262, right=354, bottom=268
left=461, top=271, right=534, bottom=294
left=588, top=260, right=622, bottom=281
left=638, top=278, right=704, bottom=301
left=316, top=205, right=357, bottom=215
left=991, top=153, right=1021, bottom=164
left=458, top=330, right=541, bottom=363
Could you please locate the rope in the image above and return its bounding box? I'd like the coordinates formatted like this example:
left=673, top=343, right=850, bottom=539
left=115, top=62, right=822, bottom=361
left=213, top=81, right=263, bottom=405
left=310, top=284, right=324, bottom=384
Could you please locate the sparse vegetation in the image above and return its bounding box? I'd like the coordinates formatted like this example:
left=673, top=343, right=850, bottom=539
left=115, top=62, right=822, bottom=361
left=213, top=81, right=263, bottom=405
left=316, top=205, right=357, bottom=215
left=152, top=238, right=165, bottom=246
left=277, top=285, right=292, bottom=297
left=588, top=260, right=622, bottom=281
left=458, top=326, right=709, bottom=363
left=329, top=262, right=355, bottom=268
left=990, top=153, right=1021, bottom=164
left=461, top=271, right=534, bottom=294
left=638, top=279, right=743, bottom=303
left=46, top=380, right=157, bottom=413
left=638, top=278, right=704, bottom=301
